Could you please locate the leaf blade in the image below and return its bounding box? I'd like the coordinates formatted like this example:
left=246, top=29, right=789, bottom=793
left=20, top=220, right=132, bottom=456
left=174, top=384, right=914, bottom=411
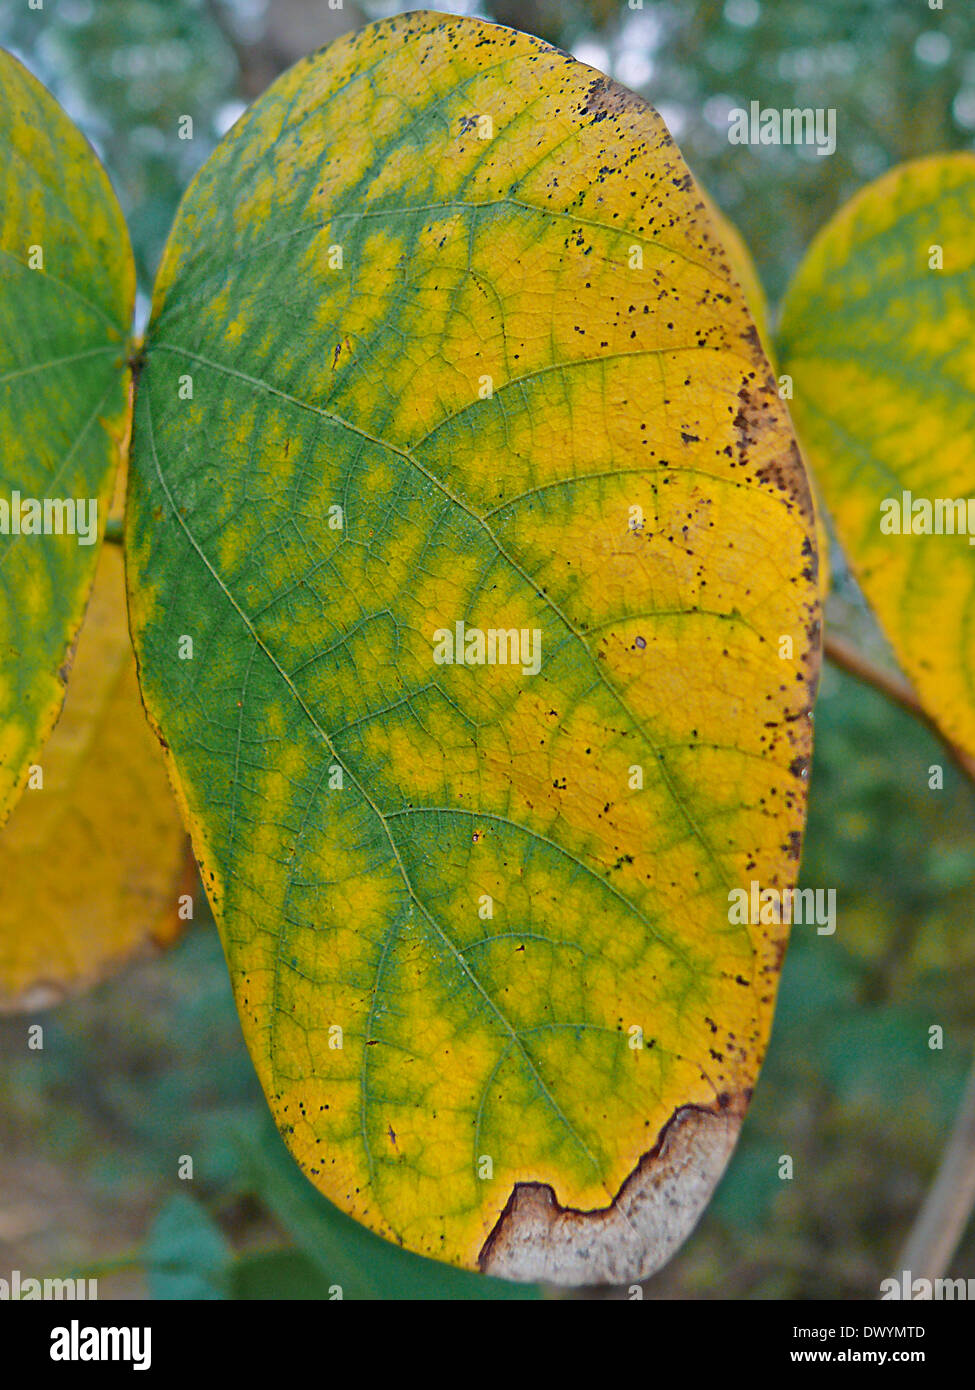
left=0, top=543, right=192, bottom=1012
left=0, top=50, right=134, bottom=821
left=129, top=12, right=820, bottom=1283
left=779, top=153, right=975, bottom=755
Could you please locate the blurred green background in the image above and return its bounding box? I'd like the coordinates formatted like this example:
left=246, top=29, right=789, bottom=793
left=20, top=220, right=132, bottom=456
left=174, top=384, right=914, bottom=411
left=1, top=0, right=974, bottom=1300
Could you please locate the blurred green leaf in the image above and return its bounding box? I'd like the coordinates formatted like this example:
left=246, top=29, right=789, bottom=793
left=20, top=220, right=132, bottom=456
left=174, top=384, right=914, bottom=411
left=233, top=1114, right=543, bottom=1301
left=145, top=1193, right=232, bottom=1300
left=230, top=1250, right=338, bottom=1301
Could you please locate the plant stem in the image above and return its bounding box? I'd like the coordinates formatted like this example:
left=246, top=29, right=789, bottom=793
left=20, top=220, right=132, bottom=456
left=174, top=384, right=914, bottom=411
left=67, top=1250, right=143, bottom=1280
left=824, top=630, right=975, bottom=1288
left=895, top=1054, right=975, bottom=1291
left=823, top=631, right=975, bottom=786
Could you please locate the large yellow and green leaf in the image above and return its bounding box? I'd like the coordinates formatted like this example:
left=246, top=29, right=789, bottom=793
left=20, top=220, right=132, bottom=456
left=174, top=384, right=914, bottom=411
left=0, top=50, right=134, bottom=823
left=779, top=154, right=975, bottom=756
left=127, top=11, right=820, bottom=1283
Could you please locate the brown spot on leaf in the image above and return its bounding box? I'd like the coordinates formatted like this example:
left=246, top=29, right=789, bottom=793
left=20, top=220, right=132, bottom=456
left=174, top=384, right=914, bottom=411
left=734, top=381, right=816, bottom=533
left=581, top=74, right=647, bottom=123
left=56, top=629, right=81, bottom=687
left=741, top=322, right=763, bottom=354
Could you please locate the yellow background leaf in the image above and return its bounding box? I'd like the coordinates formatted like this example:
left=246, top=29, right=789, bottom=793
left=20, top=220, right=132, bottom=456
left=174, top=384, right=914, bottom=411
left=0, top=50, right=134, bottom=823
left=0, top=542, right=191, bottom=1013
left=779, top=153, right=975, bottom=753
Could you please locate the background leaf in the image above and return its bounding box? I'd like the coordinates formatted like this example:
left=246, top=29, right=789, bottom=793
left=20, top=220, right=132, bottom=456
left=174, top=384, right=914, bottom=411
left=127, top=12, right=820, bottom=1283
left=231, top=1110, right=541, bottom=1299
left=778, top=153, right=975, bottom=755
left=229, top=1250, right=337, bottom=1301
left=144, top=1192, right=232, bottom=1300
left=0, top=50, right=134, bottom=824
left=0, top=541, right=192, bottom=1013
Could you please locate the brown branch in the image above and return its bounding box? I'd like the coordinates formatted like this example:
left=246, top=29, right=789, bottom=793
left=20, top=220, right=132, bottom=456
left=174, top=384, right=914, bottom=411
left=824, top=631, right=975, bottom=787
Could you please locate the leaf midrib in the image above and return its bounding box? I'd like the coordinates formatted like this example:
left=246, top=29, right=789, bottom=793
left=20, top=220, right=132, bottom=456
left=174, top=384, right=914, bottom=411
left=149, top=338, right=738, bottom=894
left=141, top=385, right=610, bottom=1197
